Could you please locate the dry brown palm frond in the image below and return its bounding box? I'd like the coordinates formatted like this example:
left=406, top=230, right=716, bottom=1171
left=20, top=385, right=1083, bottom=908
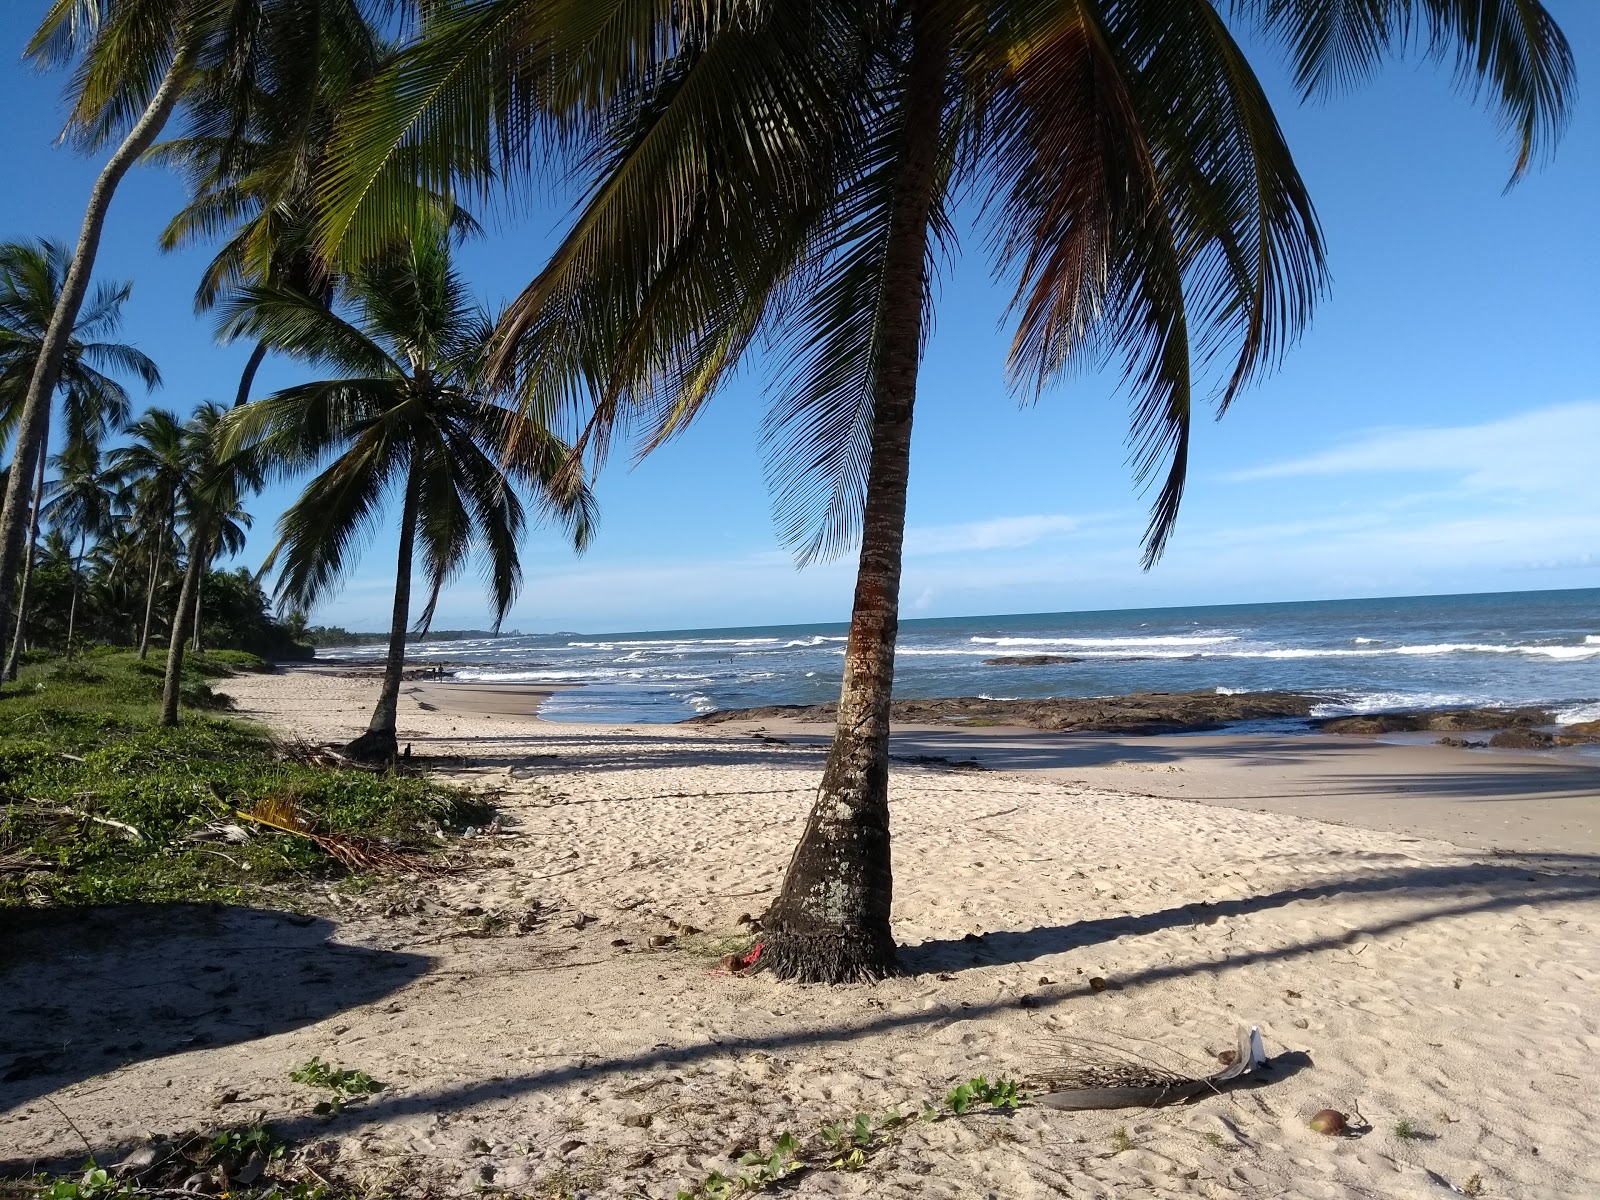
left=1025, top=1026, right=1268, bottom=1110
left=236, top=798, right=449, bottom=877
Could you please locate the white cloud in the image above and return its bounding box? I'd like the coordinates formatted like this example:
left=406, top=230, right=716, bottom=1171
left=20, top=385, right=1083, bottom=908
left=904, top=513, right=1080, bottom=555
left=1229, top=400, right=1600, bottom=495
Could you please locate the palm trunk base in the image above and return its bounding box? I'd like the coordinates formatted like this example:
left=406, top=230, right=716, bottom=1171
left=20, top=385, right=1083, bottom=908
left=760, top=739, right=899, bottom=984
left=756, top=923, right=899, bottom=984
left=344, top=727, right=398, bottom=765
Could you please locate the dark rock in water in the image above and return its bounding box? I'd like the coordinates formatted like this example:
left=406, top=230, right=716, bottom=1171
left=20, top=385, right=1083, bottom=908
left=983, top=655, right=1082, bottom=666
left=1565, top=719, right=1600, bottom=736
left=1488, top=728, right=1556, bottom=750
left=1318, top=707, right=1553, bottom=735
left=1436, top=736, right=1488, bottom=749
left=687, top=690, right=1321, bottom=735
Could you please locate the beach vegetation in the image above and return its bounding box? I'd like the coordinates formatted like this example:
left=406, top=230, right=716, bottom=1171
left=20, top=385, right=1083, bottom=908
left=0, top=237, right=160, bottom=677
left=315, top=0, right=1575, bottom=982
left=0, top=650, right=475, bottom=908
left=217, top=216, right=596, bottom=763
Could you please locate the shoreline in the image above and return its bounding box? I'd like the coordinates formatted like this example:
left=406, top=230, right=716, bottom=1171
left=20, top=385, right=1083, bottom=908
left=276, top=667, right=1600, bottom=858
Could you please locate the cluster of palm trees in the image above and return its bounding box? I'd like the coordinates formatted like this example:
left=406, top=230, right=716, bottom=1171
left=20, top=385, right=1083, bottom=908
left=0, top=0, right=1574, bottom=983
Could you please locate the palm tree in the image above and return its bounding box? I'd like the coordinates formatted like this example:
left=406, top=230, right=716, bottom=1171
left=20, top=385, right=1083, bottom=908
left=43, top=440, right=123, bottom=655
left=320, top=1, right=1573, bottom=981
left=159, top=401, right=264, bottom=725
left=0, top=0, right=392, bottom=668
left=110, top=409, right=188, bottom=659
left=153, top=0, right=392, bottom=408
left=0, top=237, right=159, bottom=676
left=220, top=219, right=597, bottom=760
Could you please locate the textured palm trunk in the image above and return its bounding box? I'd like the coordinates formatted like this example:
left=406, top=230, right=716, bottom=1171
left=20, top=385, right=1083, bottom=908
left=234, top=340, right=268, bottom=409
left=345, top=462, right=421, bottom=764
left=5, top=445, right=49, bottom=680
left=0, top=40, right=196, bottom=665
left=160, top=519, right=209, bottom=727
left=758, top=5, right=950, bottom=985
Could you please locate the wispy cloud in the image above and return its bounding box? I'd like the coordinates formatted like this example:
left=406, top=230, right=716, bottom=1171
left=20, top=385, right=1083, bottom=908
left=904, top=513, right=1079, bottom=555
left=1229, top=400, right=1600, bottom=494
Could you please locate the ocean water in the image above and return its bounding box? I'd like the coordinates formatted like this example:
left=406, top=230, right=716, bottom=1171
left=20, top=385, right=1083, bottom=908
left=323, top=588, right=1600, bottom=725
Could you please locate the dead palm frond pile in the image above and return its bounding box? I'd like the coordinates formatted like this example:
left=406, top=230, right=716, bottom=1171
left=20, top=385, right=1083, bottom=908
left=236, top=795, right=449, bottom=876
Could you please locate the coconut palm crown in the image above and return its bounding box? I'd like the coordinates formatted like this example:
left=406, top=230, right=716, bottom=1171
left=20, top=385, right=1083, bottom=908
left=220, top=218, right=597, bottom=760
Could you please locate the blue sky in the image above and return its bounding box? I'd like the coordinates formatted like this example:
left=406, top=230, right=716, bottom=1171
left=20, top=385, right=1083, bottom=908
left=2, top=5, right=1597, bottom=634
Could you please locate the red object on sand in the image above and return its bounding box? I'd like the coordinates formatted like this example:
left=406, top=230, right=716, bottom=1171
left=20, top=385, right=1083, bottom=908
left=739, top=942, right=763, bottom=969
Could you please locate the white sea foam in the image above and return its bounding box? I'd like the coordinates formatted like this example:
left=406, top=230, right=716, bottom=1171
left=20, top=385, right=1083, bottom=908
left=1309, top=691, right=1479, bottom=717
left=970, top=634, right=1238, bottom=648
left=1554, top=701, right=1600, bottom=724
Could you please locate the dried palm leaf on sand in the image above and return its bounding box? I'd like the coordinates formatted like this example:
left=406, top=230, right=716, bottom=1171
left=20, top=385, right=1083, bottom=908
left=235, top=796, right=449, bottom=876
left=1027, top=1025, right=1270, bottom=1110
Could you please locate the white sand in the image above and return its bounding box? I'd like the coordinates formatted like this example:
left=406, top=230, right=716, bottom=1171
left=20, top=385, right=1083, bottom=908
left=3, top=668, right=1598, bottom=1198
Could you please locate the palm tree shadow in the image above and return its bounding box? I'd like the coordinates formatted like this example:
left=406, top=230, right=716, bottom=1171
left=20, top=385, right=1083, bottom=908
left=0, top=903, right=428, bottom=1124
left=900, top=860, right=1600, bottom=976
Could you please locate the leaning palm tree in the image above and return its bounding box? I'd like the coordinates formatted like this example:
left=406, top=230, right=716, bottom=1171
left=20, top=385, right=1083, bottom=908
left=0, top=237, right=158, bottom=676
left=319, top=1, right=1572, bottom=980
left=44, top=440, right=122, bottom=655
left=159, top=401, right=264, bottom=725
left=220, top=220, right=597, bottom=760
left=153, top=0, right=391, bottom=408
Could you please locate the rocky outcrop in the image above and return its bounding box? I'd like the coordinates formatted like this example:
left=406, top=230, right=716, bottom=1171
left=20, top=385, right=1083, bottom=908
left=1317, top=707, right=1553, bottom=735
left=982, top=655, right=1082, bottom=666
left=687, top=690, right=1322, bottom=735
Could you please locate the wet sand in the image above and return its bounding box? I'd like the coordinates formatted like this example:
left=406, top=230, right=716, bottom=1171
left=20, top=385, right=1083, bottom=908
left=393, top=674, right=1600, bottom=859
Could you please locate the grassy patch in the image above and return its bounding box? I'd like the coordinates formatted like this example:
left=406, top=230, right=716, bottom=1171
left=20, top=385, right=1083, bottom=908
left=0, top=652, right=483, bottom=907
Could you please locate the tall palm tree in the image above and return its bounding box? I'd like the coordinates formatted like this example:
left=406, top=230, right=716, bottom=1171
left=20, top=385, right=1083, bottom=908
left=159, top=400, right=264, bottom=725
left=0, top=237, right=158, bottom=676
left=153, top=0, right=393, bottom=408
left=319, top=1, right=1573, bottom=981
left=0, top=0, right=393, bottom=671
left=111, top=409, right=188, bottom=659
left=220, top=219, right=597, bottom=760
left=44, top=440, right=122, bottom=656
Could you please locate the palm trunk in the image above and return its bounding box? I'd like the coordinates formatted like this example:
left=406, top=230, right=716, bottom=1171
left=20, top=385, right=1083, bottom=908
left=192, top=565, right=203, bottom=653
left=66, top=531, right=84, bottom=657
left=138, top=516, right=168, bottom=660
left=234, top=340, right=268, bottom=408
left=758, top=5, right=950, bottom=985
left=5, top=442, right=49, bottom=680
left=0, top=39, right=197, bottom=666
left=160, top=518, right=209, bottom=726
left=344, top=461, right=421, bottom=763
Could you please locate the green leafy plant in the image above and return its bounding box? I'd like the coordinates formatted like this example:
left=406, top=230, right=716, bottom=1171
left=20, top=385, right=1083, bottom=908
left=289, top=1057, right=383, bottom=1113
left=1393, top=1118, right=1423, bottom=1140
left=1111, top=1126, right=1136, bottom=1153
left=944, top=1076, right=1025, bottom=1115
left=38, top=1164, right=125, bottom=1200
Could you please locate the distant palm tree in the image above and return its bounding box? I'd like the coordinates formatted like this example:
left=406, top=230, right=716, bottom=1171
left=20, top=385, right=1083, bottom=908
left=320, top=1, right=1573, bottom=979
left=110, top=409, right=188, bottom=659
left=159, top=400, right=264, bottom=726
left=0, top=0, right=393, bottom=670
left=0, top=237, right=158, bottom=676
left=221, top=220, right=597, bottom=760
left=44, top=440, right=123, bottom=655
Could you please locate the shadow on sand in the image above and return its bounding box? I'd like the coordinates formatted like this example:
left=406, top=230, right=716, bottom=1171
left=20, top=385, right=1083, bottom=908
left=0, top=904, right=429, bottom=1126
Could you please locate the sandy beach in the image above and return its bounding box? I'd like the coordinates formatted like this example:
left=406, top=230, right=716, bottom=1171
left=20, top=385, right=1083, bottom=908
left=4, top=668, right=1598, bottom=1198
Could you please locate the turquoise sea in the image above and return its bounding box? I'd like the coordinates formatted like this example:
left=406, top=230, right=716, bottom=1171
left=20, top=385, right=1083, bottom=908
left=324, top=587, right=1600, bottom=726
